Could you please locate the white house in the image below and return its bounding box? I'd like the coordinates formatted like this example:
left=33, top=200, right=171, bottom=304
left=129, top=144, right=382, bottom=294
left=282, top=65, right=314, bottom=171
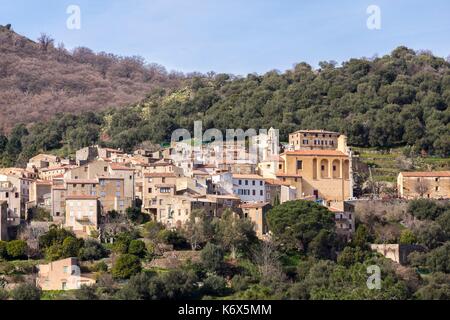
left=232, top=174, right=266, bottom=203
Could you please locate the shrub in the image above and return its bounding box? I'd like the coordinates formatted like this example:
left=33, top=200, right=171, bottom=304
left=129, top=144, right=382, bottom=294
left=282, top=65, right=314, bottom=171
left=157, top=230, right=188, bottom=250
left=128, top=240, right=146, bottom=258
left=399, top=229, right=417, bottom=245
left=112, top=254, right=142, bottom=279
left=6, top=240, right=28, bottom=260
left=93, top=261, right=108, bottom=273
left=408, top=199, right=445, bottom=220
left=61, top=237, right=84, bottom=258
left=10, top=283, right=42, bottom=300
left=39, top=227, right=76, bottom=249
left=200, top=243, right=224, bottom=273
left=79, top=240, right=109, bottom=261
left=0, top=288, right=8, bottom=300
left=0, top=241, right=7, bottom=259
left=126, top=207, right=150, bottom=225
left=202, top=275, right=227, bottom=296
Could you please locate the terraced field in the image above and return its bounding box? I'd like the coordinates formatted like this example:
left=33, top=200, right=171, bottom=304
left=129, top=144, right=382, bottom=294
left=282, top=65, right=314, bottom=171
left=354, top=147, right=450, bottom=183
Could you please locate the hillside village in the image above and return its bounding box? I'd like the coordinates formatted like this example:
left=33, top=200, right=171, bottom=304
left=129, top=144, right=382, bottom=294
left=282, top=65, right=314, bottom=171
left=0, top=126, right=448, bottom=300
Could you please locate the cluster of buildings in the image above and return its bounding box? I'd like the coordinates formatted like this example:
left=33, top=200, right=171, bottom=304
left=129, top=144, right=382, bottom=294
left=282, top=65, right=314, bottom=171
left=0, top=129, right=448, bottom=244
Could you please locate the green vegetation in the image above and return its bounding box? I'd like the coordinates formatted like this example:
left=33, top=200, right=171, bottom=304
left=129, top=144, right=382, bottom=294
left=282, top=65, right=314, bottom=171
left=112, top=254, right=142, bottom=279
left=1, top=46, right=450, bottom=167
left=0, top=200, right=448, bottom=300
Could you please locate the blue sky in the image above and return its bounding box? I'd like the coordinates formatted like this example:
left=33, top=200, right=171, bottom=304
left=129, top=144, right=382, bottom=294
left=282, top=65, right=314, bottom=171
left=1, top=0, right=450, bottom=74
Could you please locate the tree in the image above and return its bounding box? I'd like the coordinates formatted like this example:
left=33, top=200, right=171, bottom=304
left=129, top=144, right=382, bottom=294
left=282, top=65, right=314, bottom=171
left=308, top=229, right=337, bottom=260
left=337, top=246, right=366, bottom=267
left=415, top=273, right=450, bottom=300
left=74, top=285, right=99, bottom=300
left=37, top=33, right=54, bottom=52
left=414, top=222, right=446, bottom=249
left=39, top=226, right=76, bottom=249
left=0, top=241, right=7, bottom=259
left=408, top=199, right=445, bottom=220
left=399, top=229, right=417, bottom=245
left=183, top=209, right=213, bottom=250
left=352, top=225, right=372, bottom=249
left=253, top=240, right=286, bottom=288
left=10, top=283, right=42, bottom=300
left=158, top=269, right=199, bottom=300
left=414, top=179, right=430, bottom=197
left=266, top=201, right=335, bottom=253
left=200, top=243, right=224, bottom=273
left=128, top=240, right=146, bottom=258
left=6, top=240, right=28, bottom=260
left=214, top=210, right=259, bottom=259
left=61, top=237, right=84, bottom=258
left=116, top=272, right=154, bottom=300
left=0, top=134, right=7, bottom=153
left=126, top=207, right=149, bottom=225
left=426, top=242, right=450, bottom=273
left=202, top=275, right=228, bottom=296
left=112, top=254, right=142, bottom=279
left=78, top=240, right=108, bottom=261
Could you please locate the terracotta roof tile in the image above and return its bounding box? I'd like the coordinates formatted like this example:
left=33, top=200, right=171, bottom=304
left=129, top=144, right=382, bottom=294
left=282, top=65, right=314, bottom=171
left=400, top=171, right=450, bottom=177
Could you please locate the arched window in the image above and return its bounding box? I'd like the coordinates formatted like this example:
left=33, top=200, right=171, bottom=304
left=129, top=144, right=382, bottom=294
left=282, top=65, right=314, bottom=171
left=320, top=159, right=329, bottom=178
left=332, top=160, right=341, bottom=179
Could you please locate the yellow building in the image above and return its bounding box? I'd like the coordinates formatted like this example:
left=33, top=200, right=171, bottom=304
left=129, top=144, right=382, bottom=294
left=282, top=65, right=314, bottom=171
left=397, top=171, right=450, bottom=199
left=289, top=130, right=340, bottom=150
left=277, top=135, right=353, bottom=202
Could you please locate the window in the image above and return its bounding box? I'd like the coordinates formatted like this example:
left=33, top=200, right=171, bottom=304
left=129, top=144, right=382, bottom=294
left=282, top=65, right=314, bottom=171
left=260, top=190, right=264, bottom=196
left=435, top=178, right=440, bottom=182
left=15, top=192, right=19, bottom=198
left=245, top=180, right=248, bottom=186
left=321, top=165, right=325, bottom=171
left=253, top=190, right=256, bottom=196
left=435, top=186, right=440, bottom=192
left=148, top=188, right=153, bottom=194
left=333, top=165, right=337, bottom=171
left=115, top=192, right=121, bottom=197
left=279, top=164, right=282, bottom=170
left=162, top=177, right=166, bottom=183
left=5, top=192, right=8, bottom=198
left=252, top=180, right=256, bottom=186
left=104, top=167, right=108, bottom=172
left=296, top=160, right=303, bottom=170
left=160, top=187, right=171, bottom=193
left=100, top=180, right=106, bottom=186
left=116, top=181, right=121, bottom=187
left=63, top=266, right=69, bottom=274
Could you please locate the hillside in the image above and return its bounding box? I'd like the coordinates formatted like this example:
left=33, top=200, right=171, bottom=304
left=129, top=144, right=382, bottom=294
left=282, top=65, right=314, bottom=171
left=0, top=37, right=449, bottom=166
left=0, top=24, right=182, bottom=132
